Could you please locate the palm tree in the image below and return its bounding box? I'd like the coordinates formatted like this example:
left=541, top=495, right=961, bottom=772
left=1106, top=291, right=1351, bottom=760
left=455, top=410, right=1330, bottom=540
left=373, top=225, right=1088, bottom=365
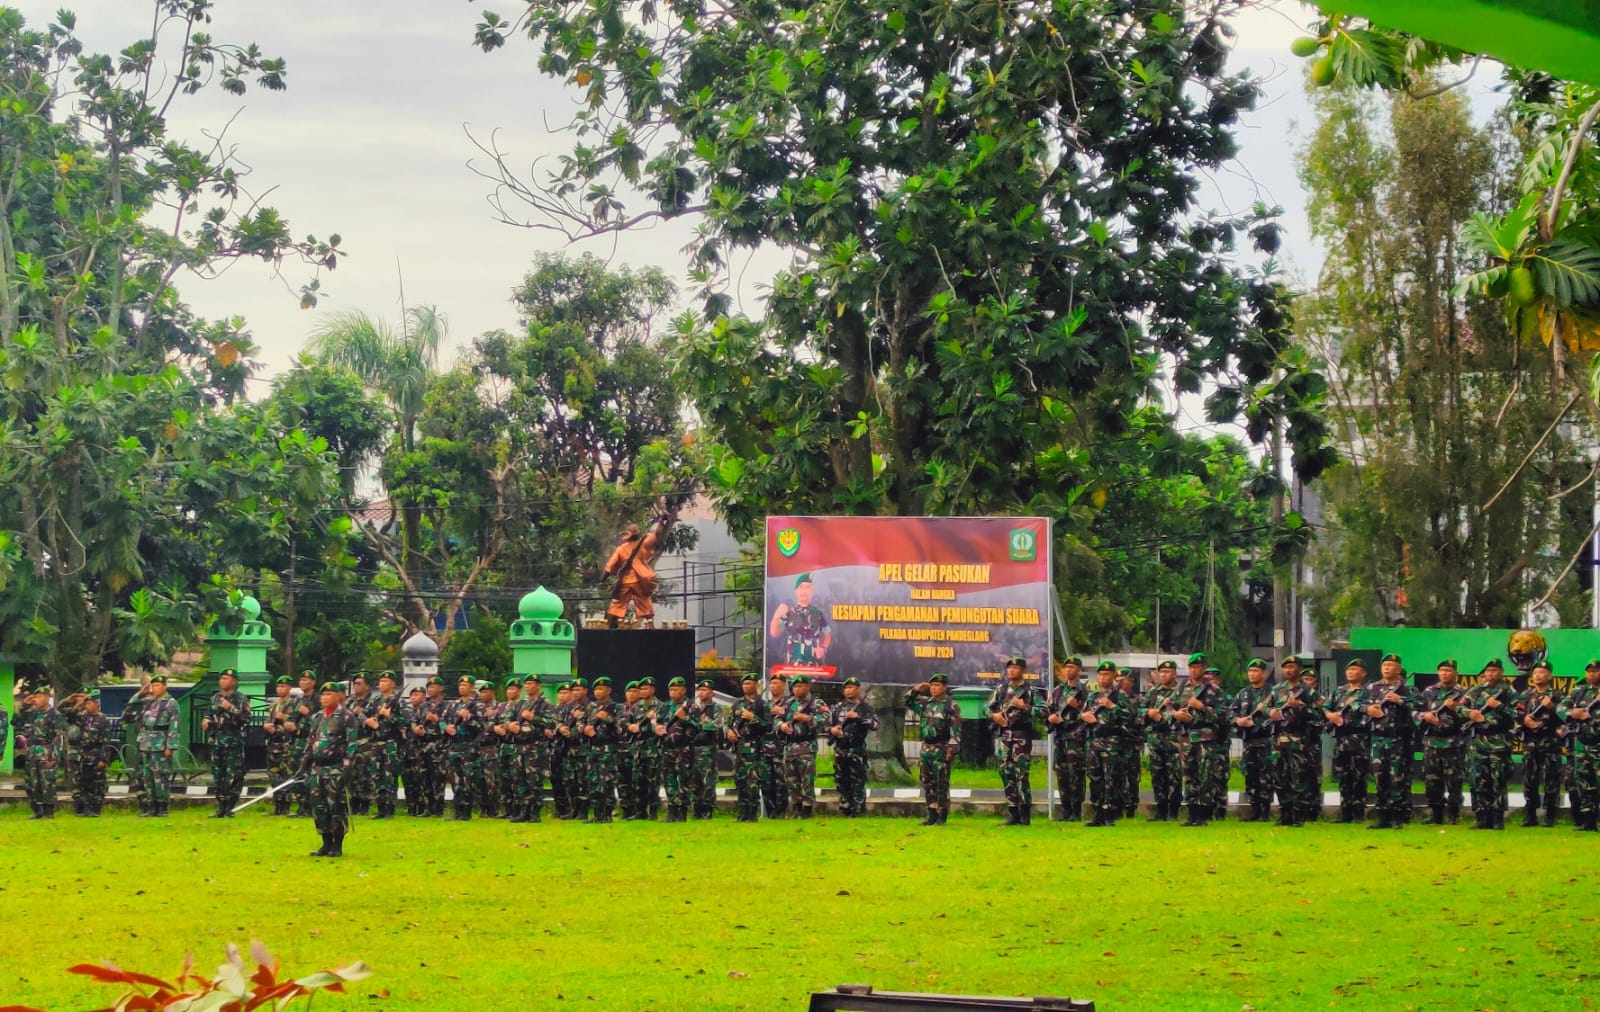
left=306, top=305, right=446, bottom=451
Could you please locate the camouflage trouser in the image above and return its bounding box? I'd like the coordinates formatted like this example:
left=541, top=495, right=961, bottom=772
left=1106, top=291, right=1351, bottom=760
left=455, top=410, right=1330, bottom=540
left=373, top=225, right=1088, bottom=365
left=211, top=740, right=246, bottom=806
left=1421, top=743, right=1464, bottom=814
left=411, top=745, right=445, bottom=813
left=400, top=746, right=428, bottom=813
left=476, top=745, right=501, bottom=816
left=1116, top=738, right=1141, bottom=814
left=617, top=743, right=638, bottom=818
left=920, top=741, right=955, bottom=811
left=372, top=741, right=400, bottom=808
left=305, top=762, right=348, bottom=835
left=347, top=746, right=375, bottom=811
left=550, top=747, right=572, bottom=817
left=1569, top=742, right=1598, bottom=818
left=1087, top=741, right=1125, bottom=818
left=267, top=739, right=297, bottom=814
left=1238, top=740, right=1274, bottom=809
left=1521, top=741, right=1563, bottom=816
left=783, top=743, right=816, bottom=815
left=1147, top=735, right=1183, bottom=813
left=73, top=755, right=106, bottom=813
left=1051, top=738, right=1086, bottom=819
left=564, top=747, right=591, bottom=819
left=835, top=747, right=867, bottom=815
left=1272, top=735, right=1311, bottom=818
left=733, top=742, right=763, bottom=819
left=1331, top=734, right=1369, bottom=816
left=447, top=748, right=479, bottom=814
left=587, top=744, right=618, bottom=821
left=997, top=734, right=1032, bottom=812
left=137, top=748, right=174, bottom=807
left=526, top=745, right=552, bottom=819
left=664, top=746, right=694, bottom=815
left=1206, top=741, right=1230, bottom=810
left=1469, top=737, right=1512, bottom=816
left=1180, top=739, right=1222, bottom=810
left=1301, top=735, right=1324, bottom=819
left=691, top=745, right=717, bottom=817
left=761, top=743, right=789, bottom=818
left=24, top=752, right=59, bottom=808
left=499, top=746, right=527, bottom=816
left=633, top=744, right=660, bottom=817
left=1369, top=735, right=1413, bottom=821
left=292, top=737, right=314, bottom=810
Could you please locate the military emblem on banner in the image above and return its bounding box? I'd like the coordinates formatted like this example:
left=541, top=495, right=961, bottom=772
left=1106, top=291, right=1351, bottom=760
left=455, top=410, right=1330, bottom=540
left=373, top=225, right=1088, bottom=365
left=776, top=526, right=801, bottom=557
left=1008, top=527, right=1036, bottom=561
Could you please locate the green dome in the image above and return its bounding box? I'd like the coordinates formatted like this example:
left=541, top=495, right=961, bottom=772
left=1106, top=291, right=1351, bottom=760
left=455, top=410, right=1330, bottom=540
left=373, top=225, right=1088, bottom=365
left=519, top=585, right=564, bottom=621
left=239, top=595, right=262, bottom=620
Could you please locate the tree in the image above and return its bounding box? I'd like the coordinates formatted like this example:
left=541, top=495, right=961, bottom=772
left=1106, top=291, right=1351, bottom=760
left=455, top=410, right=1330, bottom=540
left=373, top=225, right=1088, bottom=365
left=470, top=0, right=1333, bottom=621
left=306, top=306, right=445, bottom=453
left=0, top=3, right=340, bottom=690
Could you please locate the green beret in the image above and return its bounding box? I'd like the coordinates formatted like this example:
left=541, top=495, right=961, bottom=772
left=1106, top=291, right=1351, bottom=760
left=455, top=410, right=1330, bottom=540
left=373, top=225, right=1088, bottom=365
left=1279, top=655, right=1300, bottom=668
left=1118, top=667, right=1132, bottom=676
left=1381, top=653, right=1402, bottom=664
left=298, top=669, right=317, bottom=680
left=273, top=675, right=293, bottom=686
left=593, top=676, right=612, bottom=687
left=1482, top=659, right=1503, bottom=671
left=769, top=672, right=789, bottom=682
left=929, top=673, right=949, bottom=684
left=428, top=675, right=447, bottom=686
left=85, top=688, right=101, bottom=700
left=842, top=676, right=860, bottom=687
left=1587, top=659, right=1600, bottom=671
left=1061, top=655, right=1082, bottom=666
left=1346, top=657, right=1367, bottom=670
left=740, top=673, right=758, bottom=684
left=525, top=673, right=542, bottom=683
left=351, top=671, right=370, bottom=683
left=1156, top=660, right=1177, bottom=671
left=378, top=669, right=397, bottom=681
left=319, top=681, right=340, bottom=693
left=1247, top=659, right=1268, bottom=671
left=1187, top=652, right=1207, bottom=665
left=505, top=677, right=523, bottom=688
left=571, top=678, right=587, bottom=688
left=795, top=572, right=812, bottom=586
left=623, top=680, right=637, bottom=690
left=636, top=678, right=654, bottom=689
left=1437, top=659, right=1458, bottom=671
left=1205, top=667, right=1221, bottom=676
left=474, top=679, right=493, bottom=691
left=457, top=674, right=473, bottom=684
left=1006, top=656, right=1026, bottom=668
left=1096, top=660, right=1117, bottom=672
left=790, top=674, right=811, bottom=685
left=697, top=678, right=715, bottom=689
left=1532, top=660, right=1553, bottom=673
left=149, top=674, right=168, bottom=685
left=668, top=676, right=686, bottom=687
left=218, top=668, right=237, bottom=679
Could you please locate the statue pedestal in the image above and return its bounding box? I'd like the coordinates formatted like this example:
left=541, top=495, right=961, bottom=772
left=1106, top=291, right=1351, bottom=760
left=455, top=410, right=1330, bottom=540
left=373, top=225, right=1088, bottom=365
left=575, top=628, right=695, bottom=690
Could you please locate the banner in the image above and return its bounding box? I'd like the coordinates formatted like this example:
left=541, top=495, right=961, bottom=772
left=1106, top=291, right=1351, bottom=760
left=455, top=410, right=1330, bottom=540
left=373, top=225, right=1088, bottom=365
left=763, top=516, right=1052, bottom=686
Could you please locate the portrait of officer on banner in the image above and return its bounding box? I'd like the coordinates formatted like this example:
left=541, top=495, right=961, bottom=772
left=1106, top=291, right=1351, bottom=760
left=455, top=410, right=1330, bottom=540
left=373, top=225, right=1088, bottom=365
left=768, top=571, right=835, bottom=680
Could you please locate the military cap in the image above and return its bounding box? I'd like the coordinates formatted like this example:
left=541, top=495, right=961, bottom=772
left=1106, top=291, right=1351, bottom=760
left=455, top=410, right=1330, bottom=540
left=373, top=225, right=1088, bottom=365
left=1061, top=654, right=1082, bottom=666
left=1345, top=657, right=1367, bottom=670
left=149, top=674, right=168, bottom=685
left=558, top=681, right=573, bottom=691
left=525, top=672, right=542, bottom=683
left=740, top=673, right=759, bottom=684
left=1279, top=655, right=1301, bottom=668
left=593, top=676, right=612, bottom=687
left=1247, top=658, right=1268, bottom=671
left=795, top=572, right=813, bottom=586
left=319, top=681, right=340, bottom=693
left=1156, top=659, right=1177, bottom=671
left=1381, top=653, right=1402, bottom=665
left=623, top=679, right=637, bottom=690
left=668, top=676, right=686, bottom=687
left=1587, top=659, right=1600, bottom=671
left=1187, top=652, right=1207, bottom=665
left=571, top=677, right=588, bottom=688
left=474, top=679, right=493, bottom=691
left=1532, top=659, right=1552, bottom=672
left=768, top=672, right=790, bottom=682
left=1482, top=659, right=1504, bottom=671
left=1096, top=660, right=1117, bottom=672
left=84, top=688, right=100, bottom=700
left=350, top=670, right=369, bottom=682
left=273, top=675, right=293, bottom=686
left=218, top=667, right=237, bottom=679
left=378, top=669, right=397, bottom=681
left=790, top=674, right=811, bottom=685
left=1006, top=656, right=1027, bottom=668
left=929, top=673, right=949, bottom=684
left=505, top=677, right=523, bottom=688
left=842, top=676, right=860, bottom=687
left=1205, top=666, right=1221, bottom=677
left=698, top=678, right=716, bottom=689
left=428, top=675, right=447, bottom=686
left=457, top=674, right=473, bottom=684
left=298, top=669, right=317, bottom=680
left=1118, top=667, right=1133, bottom=676
left=1436, top=658, right=1458, bottom=671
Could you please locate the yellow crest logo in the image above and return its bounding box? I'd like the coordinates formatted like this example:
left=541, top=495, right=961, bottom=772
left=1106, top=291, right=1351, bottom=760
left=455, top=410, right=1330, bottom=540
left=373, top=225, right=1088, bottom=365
left=776, top=527, right=801, bottom=557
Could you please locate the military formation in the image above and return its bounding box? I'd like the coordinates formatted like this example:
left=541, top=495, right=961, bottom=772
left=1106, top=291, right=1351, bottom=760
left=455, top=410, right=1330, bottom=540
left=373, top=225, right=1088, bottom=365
left=6, top=652, right=1600, bottom=837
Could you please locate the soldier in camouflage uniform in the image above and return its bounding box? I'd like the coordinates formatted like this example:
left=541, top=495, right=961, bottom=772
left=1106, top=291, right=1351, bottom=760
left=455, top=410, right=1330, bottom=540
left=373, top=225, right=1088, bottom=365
left=203, top=668, right=251, bottom=818
left=264, top=676, right=301, bottom=816
left=1173, top=660, right=1225, bottom=826
left=410, top=676, right=449, bottom=816
left=494, top=678, right=527, bottom=820
left=291, top=669, right=320, bottom=817
left=16, top=685, right=64, bottom=818
left=296, top=681, right=358, bottom=858
left=1230, top=659, right=1276, bottom=821
left=515, top=673, right=558, bottom=822
left=829, top=676, right=880, bottom=816
left=688, top=679, right=724, bottom=818
left=1516, top=660, right=1563, bottom=828
left=1364, top=652, right=1418, bottom=829
left=1556, top=659, right=1600, bottom=831
left=67, top=689, right=113, bottom=817
left=770, top=572, right=831, bottom=664
left=1286, top=655, right=1324, bottom=821
left=1082, top=661, right=1134, bottom=827
left=582, top=676, right=622, bottom=823
left=0, top=700, right=8, bottom=775
left=562, top=679, right=592, bottom=820
left=1142, top=660, right=1184, bottom=821
left=762, top=673, right=791, bottom=818
left=616, top=681, right=640, bottom=819
left=659, top=676, right=697, bottom=821
left=401, top=686, right=428, bottom=815
left=778, top=673, right=827, bottom=818
left=1203, top=666, right=1232, bottom=819
left=1415, top=658, right=1469, bottom=825
left=987, top=656, right=1043, bottom=826
left=443, top=675, right=485, bottom=820
left=475, top=679, right=504, bottom=817
left=906, top=674, right=961, bottom=825
left=725, top=673, right=770, bottom=821
left=122, top=675, right=180, bottom=817
left=634, top=677, right=666, bottom=818
left=342, top=672, right=377, bottom=815
left=1268, top=655, right=1322, bottom=826
left=1115, top=668, right=1142, bottom=817
left=549, top=683, right=573, bottom=818
left=362, top=671, right=405, bottom=819
left=1046, top=658, right=1088, bottom=820
left=1323, top=658, right=1370, bottom=822
left=1465, top=658, right=1516, bottom=830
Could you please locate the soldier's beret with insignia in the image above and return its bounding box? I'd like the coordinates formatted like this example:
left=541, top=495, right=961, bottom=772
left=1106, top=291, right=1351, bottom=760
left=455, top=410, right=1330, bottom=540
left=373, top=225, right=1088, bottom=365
left=1156, top=660, right=1177, bottom=671
left=1119, top=667, right=1133, bottom=676
left=929, top=673, right=949, bottom=684
left=790, top=674, right=811, bottom=685
left=409, top=685, right=424, bottom=694
left=795, top=573, right=812, bottom=586
left=474, top=679, right=493, bottom=691
left=273, top=675, right=293, bottom=686
left=1279, top=655, right=1300, bottom=668
left=1532, top=659, right=1552, bottom=672
left=1381, top=653, right=1402, bottom=664
left=665, top=676, right=683, bottom=687
left=1188, top=652, right=1207, bottom=665
left=378, top=670, right=396, bottom=681
left=428, top=675, right=446, bottom=686
left=149, top=674, right=168, bottom=685
left=505, top=677, right=522, bottom=688
left=1061, top=655, right=1082, bottom=666
left=298, top=669, right=317, bottom=680
left=319, top=681, right=339, bottom=693
left=698, top=678, right=716, bottom=689
left=593, top=676, right=612, bottom=687
left=571, top=678, right=587, bottom=688
left=1205, top=667, right=1221, bottom=676
left=1247, top=658, right=1268, bottom=670
left=769, top=672, right=789, bottom=681
left=457, top=674, right=473, bottom=684
left=1096, top=660, right=1117, bottom=672
left=219, top=668, right=237, bottom=678
left=1346, top=658, right=1367, bottom=670
left=842, top=676, right=860, bottom=687
left=1482, top=659, right=1503, bottom=671
left=525, top=673, right=542, bottom=683
left=1007, top=656, right=1026, bottom=668
left=1437, top=659, right=1458, bottom=671
left=85, top=688, right=100, bottom=700
left=351, top=671, right=370, bottom=683
left=740, top=673, right=758, bottom=684
left=1587, top=659, right=1600, bottom=671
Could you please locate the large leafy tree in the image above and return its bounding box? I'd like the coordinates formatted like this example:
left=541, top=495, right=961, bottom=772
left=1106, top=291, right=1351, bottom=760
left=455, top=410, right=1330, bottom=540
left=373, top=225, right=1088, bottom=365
left=0, top=3, right=340, bottom=689
left=471, top=0, right=1333, bottom=631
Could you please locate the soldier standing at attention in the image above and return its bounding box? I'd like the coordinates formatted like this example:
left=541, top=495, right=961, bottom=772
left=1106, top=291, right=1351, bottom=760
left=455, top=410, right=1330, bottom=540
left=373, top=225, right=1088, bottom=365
left=1142, top=660, right=1184, bottom=821
left=1465, top=659, right=1516, bottom=830
left=564, top=679, right=593, bottom=821
left=1203, top=666, right=1232, bottom=818
left=1415, top=659, right=1469, bottom=825
left=1323, top=658, right=1370, bottom=822
left=123, top=674, right=180, bottom=818
left=762, top=673, right=791, bottom=818
left=264, top=676, right=301, bottom=816
left=616, top=681, right=640, bottom=819
left=1230, top=659, right=1276, bottom=822
left=1557, top=660, right=1600, bottom=831
left=475, top=679, right=504, bottom=817
left=633, top=677, right=665, bottom=819
left=1046, top=658, right=1088, bottom=820
left=202, top=668, right=251, bottom=819
left=550, top=682, right=573, bottom=818
left=413, top=676, right=449, bottom=817
left=342, top=672, right=375, bottom=816
left=582, top=676, right=622, bottom=823
left=778, top=673, right=828, bottom=818
left=906, top=674, right=961, bottom=825
left=1082, top=660, right=1134, bottom=827
left=725, top=673, right=770, bottom=822
left=365, top=671, right=405, bottom=819
left=769, top=573, right=831, bottom=664
left=1285, top=655, right=1323, bottom=821
left=660, top=676, right=696, bottom=822
left=518, top=673, right=558, bottom=822
left=1517, top=660, right=1564, bottom=827
left=1269, top=655, right=1322, bottom=827
left=1115, top=667, right=1142, bottom=817
left=400, top=685, right=427, bottom=815
left=688, top=679, right=725, bottom=818
left=444, top=675, right=484, bottom=820
left=67, top=689, right=113, bottom=817
left=1173, top=660, right=1224, bottom=826
left=1364, top=652, right=1418, bottom=829
left=987, top=656, right=1043, bottom=826
left=296, top=681, right=357, bottom=858
left=291, top=669, right=319, bottom=817
left=0, top=697, right=8, bottom=775
left=16, top=685, right=65, bottom=819
left=829, top=677, right=879, bottom=817
left=495, top=678, right=528, bottom=821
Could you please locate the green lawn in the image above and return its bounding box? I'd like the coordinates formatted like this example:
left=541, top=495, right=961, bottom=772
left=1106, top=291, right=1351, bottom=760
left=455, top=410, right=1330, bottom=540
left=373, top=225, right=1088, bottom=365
left=1, top=807, right=1593, bottom=1010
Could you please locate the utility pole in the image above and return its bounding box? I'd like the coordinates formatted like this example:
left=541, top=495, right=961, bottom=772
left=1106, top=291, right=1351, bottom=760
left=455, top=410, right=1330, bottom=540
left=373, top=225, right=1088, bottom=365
left=1271, top=421, right=1288, bottom=668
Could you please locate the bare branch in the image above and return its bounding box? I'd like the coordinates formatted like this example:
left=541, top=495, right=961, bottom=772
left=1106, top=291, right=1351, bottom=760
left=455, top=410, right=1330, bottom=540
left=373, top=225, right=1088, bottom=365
left=1480, top=392, right=1578, bottom=512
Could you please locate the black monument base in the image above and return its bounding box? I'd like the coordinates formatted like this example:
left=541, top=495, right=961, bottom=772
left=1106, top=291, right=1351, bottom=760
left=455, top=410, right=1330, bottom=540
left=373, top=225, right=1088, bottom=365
left=576, top=627, right=696, bottom=688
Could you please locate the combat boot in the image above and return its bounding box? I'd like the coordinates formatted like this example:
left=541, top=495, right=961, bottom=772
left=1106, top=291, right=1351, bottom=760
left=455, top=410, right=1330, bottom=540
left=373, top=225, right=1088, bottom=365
left=1368, top=812, right=1391, bottom=829
left=1541, top=810, right=1556, bottom=828
left=1276, top=808, right=1301, bottom=827
left=1181, top=804, right=1208, bottom=827
left=1422, top=806, right=1443, bottom=825
left=1019, top=805, right=1032, bottom=826
left=210, top=798, right=227, bottom=818
left=325, top=833, right=344, bottom=858
left=309, top=834, right=331, bottom=857
left=1000, top=804, right=1019, bottom=826
left=1579, top=813, right=1598, bottom=832
left=920, top=808, right=937, bottom=826
left=1146, top=803, right=1165, bottom=822
left=1492, top=809, right=1506, bottom=829
left=1521, top=807, right=1540, bottom=827
left=934, top=809, right=948, bottom=825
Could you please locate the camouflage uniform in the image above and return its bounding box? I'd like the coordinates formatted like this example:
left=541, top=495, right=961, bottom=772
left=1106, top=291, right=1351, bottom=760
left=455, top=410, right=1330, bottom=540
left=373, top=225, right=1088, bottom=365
left=398, top=692, right=427, bottom=815
left=264, top=690, right=302, bottom=816
left=905, top=682, right=961, bottom=824
left=473, top=696, right=503, bottom=817
left=986, top=679, right=1043, bottom=825
left=582, top=690, right=623, bottom=822
left=1142, top=681, right=1185, bottom=820
left=1414, top=681, right=1469, bottom=824
left=1465, top=677, right=1517, bottom=829
left=295, top=696, right=358, bottom=856
left=629, top=690, right=666, bottom=819
left=778, top=690, right=827, bottom=818
left=342, top=688, right=377, bottom=815
left=828, top=689, right=879, bottom=817
left=725, top=689, right=771, bottom=821
left=1324, top=681, right=1370, bottom=822
left=204, top=685, right=252, bottom=817
left=122, top=689, right=180, bottom=816
left=615, top=690, right=640, bottom=819
left=761, top=690, right=791, bottom=818
left=514, top=688, right=558, bottom=821
left=1229, top=681, right=1276, bottom=820
left=1365, top=677, right=1419, bottom=828
left=1082, top=681, right=1134, bottom=826
left=1268, top=676, right=1323, bottom=826
left=555, top=696, right=592, bottom=820
left=15, top=698, right=65, bottom=817
left=1557, top=678, right=1600, bottom=831
left=659, top=689, right=699, bottom=821
left=1116, top=676, right=1143, bottom=817
left=1047, top=678, right=1089, bottom=820
left=688, top=693, right=724, bottom=818
left=443, top=691, right=486, bottom=819
left=1516, top=682, right=1563, bottom=827
left=365, top=688, right=406, bottom=818
left=777, top=604, right=829, bottom=664
left=1174, top=679, right=1226, bottom=825
left=290, top=687, right=320, bottom=816
left=410, top=691, right=450, bottom=816
left=67, top=705, right=114, bottom=816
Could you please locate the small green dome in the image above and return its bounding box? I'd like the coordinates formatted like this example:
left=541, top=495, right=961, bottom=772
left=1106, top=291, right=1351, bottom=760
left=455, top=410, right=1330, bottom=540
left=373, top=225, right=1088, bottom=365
left=519, top=585, right=564, bottom=621
left=239, top=595, right=262, bottom=620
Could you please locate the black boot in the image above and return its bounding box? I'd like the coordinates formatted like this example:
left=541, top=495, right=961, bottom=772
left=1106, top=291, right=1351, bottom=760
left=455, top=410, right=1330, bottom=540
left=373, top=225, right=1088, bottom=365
left=1541, top=810, right=1557, bottom=828
left=1019, top=805, right=1031, bottom=826
left=1579, top=813, right=1598, bottom=832
left=1422, top=805, right=1443, bottom=825
left=325, top=832, right=344, bottom=858
left=1470, top=809, right=1490, bottom=829
left=1181, top=805, right=1206, bottom=827
left=1001, top=804, right=1019, bottom=826
left=1522, top=807, right=1540, bottom=827
left=934, top=809, right=948, bottom=825
left=210, top=798, right=227, bottom=818
left=1368, top=812, right=1391, bottom=829
left=310, top=833, right=331, bottom=857
left=1493, top=809, right=1506, bottom=830
left=920, top=808, right=938, bottom=826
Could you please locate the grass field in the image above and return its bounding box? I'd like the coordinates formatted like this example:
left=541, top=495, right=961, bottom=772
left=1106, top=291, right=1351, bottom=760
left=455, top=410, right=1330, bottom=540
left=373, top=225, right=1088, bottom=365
left=2, top=807, right=1594, bottom=1011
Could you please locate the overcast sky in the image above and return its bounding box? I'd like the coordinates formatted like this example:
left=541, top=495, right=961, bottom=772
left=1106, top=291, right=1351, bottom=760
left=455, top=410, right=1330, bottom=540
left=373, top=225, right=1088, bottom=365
left=13, top=0, right=1369, bottom=410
